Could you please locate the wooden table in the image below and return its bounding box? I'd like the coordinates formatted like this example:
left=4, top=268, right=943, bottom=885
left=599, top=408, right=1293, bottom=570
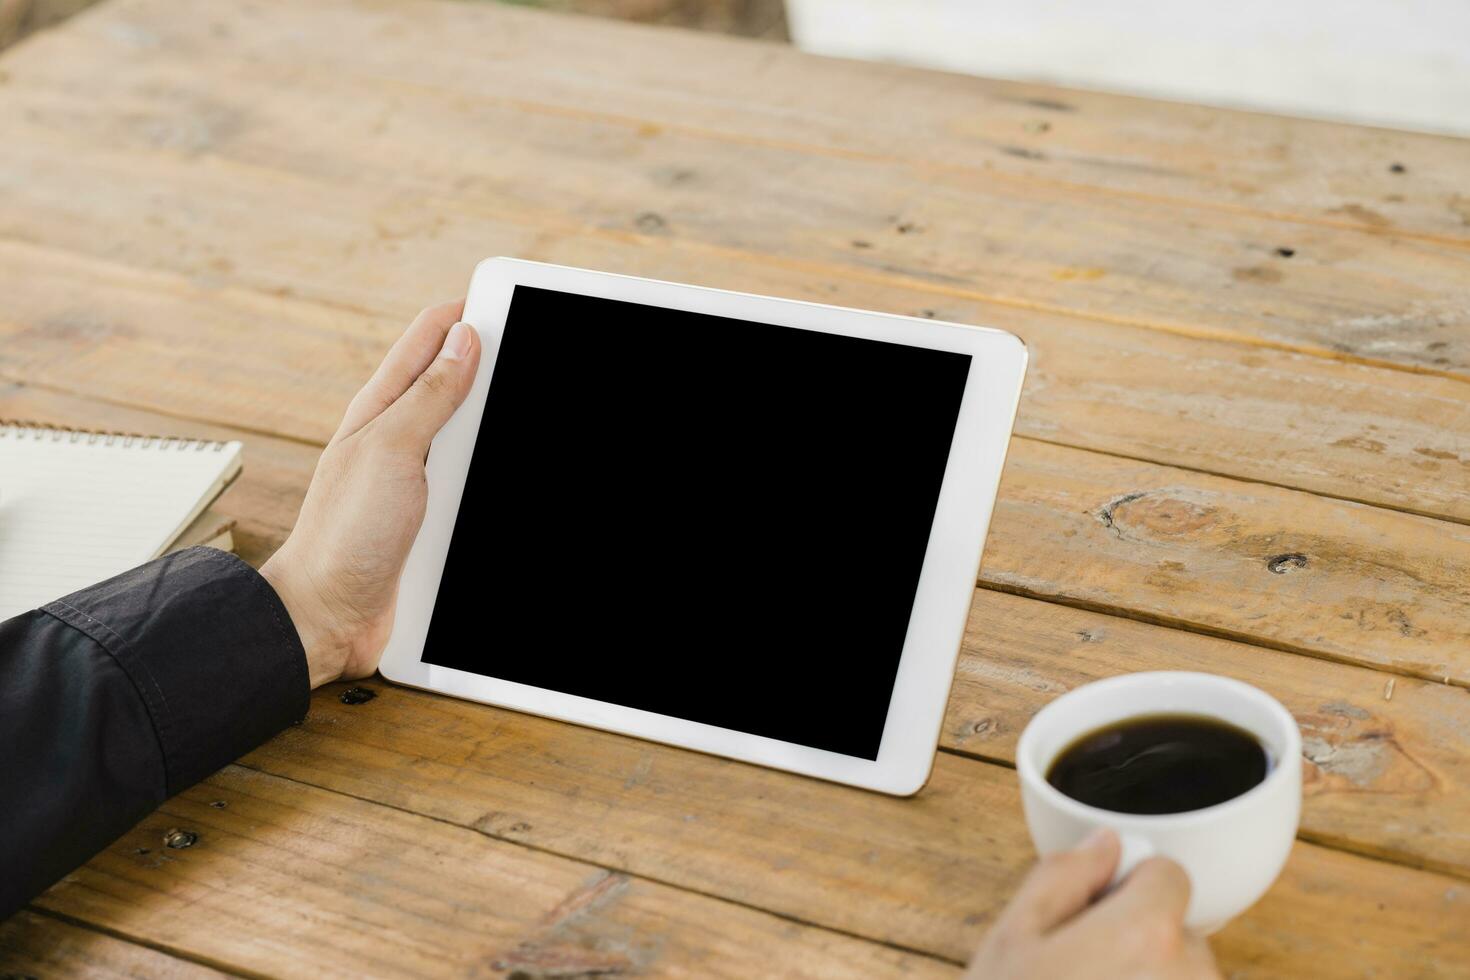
left=2, top=0, right=1469, bottom=975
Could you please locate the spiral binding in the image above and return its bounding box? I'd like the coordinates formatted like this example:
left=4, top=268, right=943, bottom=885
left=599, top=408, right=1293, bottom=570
left=0, top=419, right=229, bottom=451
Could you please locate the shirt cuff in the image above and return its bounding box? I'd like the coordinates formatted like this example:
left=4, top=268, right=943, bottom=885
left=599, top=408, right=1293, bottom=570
left=42, top=546, right=309, bottom=794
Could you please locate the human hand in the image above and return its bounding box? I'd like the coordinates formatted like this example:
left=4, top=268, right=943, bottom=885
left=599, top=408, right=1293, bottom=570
left=964, top=830, right=1221, bottom=980
left=261, top=300, right=481, bottom=687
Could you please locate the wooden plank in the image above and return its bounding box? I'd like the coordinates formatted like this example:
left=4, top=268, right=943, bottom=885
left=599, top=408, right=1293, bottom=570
left=51, top=0, right=1470, bottom=245
left=35, top=767, right=954, bottom=979
left=0, top=910, right=227, bottom=979
left=982, top=439, right=1470, bottom=686
left=7, top=386, right=1470, bottom=880
left=4, top=205, right=1470, bottom=529
left=233, top=683, right=1470, bottom=976
left=0, top=242, right=399, bottom=447
left=945, top=589, right=1470, bottom=878
left=4, top=32, right=1470, bottom=377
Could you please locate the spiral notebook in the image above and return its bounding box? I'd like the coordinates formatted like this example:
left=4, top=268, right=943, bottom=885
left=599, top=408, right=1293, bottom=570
left=0, top=421, right=244, bottom=621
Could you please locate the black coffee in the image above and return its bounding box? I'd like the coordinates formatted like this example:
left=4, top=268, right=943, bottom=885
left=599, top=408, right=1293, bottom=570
left=1045, top=714, right=1269, bottom=815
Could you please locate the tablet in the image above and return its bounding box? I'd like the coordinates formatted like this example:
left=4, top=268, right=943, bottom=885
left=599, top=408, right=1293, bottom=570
left=379, top=258, right=1027, bottom=795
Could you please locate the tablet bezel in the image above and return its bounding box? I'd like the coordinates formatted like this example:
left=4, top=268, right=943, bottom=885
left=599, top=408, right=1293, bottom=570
left=378, top=257, right=1027, bottom=795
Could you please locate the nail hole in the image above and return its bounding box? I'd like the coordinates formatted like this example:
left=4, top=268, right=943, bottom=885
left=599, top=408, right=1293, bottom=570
left=1000, top=145, right=1046, bottom=160
left=1389, top=162, right=1407, bottom=174
left=163, top=828, right=198, bottom=849
left=1275, top=247, right=1295, bottom=258
left=634, top=211, right=666, bottom=232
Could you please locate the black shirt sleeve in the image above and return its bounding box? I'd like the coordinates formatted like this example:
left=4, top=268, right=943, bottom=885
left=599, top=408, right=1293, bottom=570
left=0, top=546, right=309, bottom=920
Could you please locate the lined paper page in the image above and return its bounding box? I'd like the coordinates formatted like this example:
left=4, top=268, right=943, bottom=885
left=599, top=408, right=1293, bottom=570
left=0, top=427, right=243, bottom=620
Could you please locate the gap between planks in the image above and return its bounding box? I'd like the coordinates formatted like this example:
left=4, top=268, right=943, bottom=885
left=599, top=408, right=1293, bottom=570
left=16, top=906, right=257, bottom=980
left=979, top=579, right=1469, bottom=694
left=1006, top=433, right=1470, bottom=529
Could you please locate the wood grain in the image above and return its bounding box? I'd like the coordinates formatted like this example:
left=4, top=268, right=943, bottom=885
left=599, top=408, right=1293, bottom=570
left=9, top=382, right=1470, bottom=882
left=945, top=589, right=1470, bottom=877
left=230, top=682, right=1470, bottom=975
left=60, top=0, right=1470, bottom=245
left=9, top=384, right=1469, bottom=965
left=15, top=379, right=1470, bottom=886
left=0, top=910, right=226, bottom=979
left=983, top=440, right=1470, bottom=686
left=4, top=206, right=1470, bottom=529
left=34, top=767, right=954, bottom=979
left=5, top=24, right=1470, bottom=376
left=7, top=367, right=1467, bottom=687
left=6, top=0, right=1470, bottom=973
left=10, top=353, right=1470, bottom=813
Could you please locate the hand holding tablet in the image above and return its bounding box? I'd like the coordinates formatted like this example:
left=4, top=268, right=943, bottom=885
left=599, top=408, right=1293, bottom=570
left=379, top=258, right=1027, bottom=795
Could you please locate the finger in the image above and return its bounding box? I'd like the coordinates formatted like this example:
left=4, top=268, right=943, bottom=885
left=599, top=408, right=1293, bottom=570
left=332, top=299, right=465, bottom=444
left=1078, top=856, right=1191, bottom=936
left=377, top=320, right=481, bottom=453
left=999, top=828, right=1121, bottom=936
left=1181, top=933, right=1224, bottom=979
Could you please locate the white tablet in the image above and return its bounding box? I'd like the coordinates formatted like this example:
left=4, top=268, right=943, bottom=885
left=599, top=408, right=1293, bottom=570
left=379, top=258, right=1026, bottom=795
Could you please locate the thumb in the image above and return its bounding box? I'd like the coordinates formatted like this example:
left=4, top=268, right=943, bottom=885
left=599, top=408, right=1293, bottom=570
left=1001, top=828, right=1121, bottom=935
left=379, top=320, right=480, bottom=452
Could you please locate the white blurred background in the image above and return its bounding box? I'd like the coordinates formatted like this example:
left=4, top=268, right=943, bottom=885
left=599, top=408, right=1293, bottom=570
left=786, top=0, right=1470, bottom=136
left=5, top=0, right=1466, bottom=135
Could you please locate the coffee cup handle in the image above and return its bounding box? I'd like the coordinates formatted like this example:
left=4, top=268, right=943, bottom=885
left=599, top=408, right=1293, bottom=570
left=1110, top=834, right=1157, bottom=889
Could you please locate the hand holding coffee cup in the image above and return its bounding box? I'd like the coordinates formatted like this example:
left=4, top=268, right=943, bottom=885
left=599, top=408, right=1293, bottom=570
left=1016, top=672, right=1301, bottom=934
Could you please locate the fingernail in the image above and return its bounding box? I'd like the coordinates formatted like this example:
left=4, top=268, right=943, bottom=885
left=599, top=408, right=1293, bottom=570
left=1080, top=827, right=1114, bottom=851
left=439, top=321, right=472, bottom=361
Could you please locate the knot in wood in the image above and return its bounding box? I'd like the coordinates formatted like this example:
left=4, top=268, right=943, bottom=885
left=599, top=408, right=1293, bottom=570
left=1099, top=490, right=1218, bottom=536
left=340, top=686, right=377, bottom=705
left=1266, top=553, right=1309, bottom=575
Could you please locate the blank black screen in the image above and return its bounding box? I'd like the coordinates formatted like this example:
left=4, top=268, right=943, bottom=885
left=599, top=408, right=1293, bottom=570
left=422, top=286, right=971, bottom=759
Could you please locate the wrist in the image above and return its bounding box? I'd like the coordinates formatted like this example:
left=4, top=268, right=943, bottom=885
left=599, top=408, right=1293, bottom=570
left=260, top=549, right=354, bottom=689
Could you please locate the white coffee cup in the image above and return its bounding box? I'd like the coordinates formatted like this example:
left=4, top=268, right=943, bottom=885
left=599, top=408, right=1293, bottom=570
left=1016, top=671, right=1301, bottom=934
